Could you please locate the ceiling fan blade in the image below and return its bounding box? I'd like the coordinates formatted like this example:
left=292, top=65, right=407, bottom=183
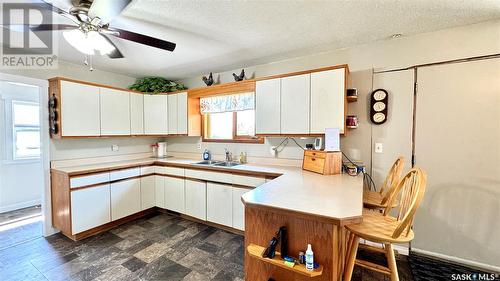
left=1, top=23, right=77, bottom=32
left=30, top=24, right=78, bottom=32
left=88, top=0, right=132, bottom=25
left=105, top=27, right=176, bottom=52
left=101, top=35, right=124, bottom=59
left=36, top=0, right=80, bottom=25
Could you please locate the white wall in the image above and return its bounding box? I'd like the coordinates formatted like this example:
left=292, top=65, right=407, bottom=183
left=177, top=20, right=500, bottom=268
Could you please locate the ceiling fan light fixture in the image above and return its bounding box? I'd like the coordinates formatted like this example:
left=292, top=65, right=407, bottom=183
left=63, top=30, right=116, bottom=56
left=63, top=29, right=94, bottom=55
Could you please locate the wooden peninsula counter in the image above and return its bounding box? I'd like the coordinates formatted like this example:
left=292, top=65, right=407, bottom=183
left=241, top=171, right=363, bottom=281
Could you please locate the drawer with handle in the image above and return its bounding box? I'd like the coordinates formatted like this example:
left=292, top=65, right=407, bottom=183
left=302, top=150, right=341, bottom=175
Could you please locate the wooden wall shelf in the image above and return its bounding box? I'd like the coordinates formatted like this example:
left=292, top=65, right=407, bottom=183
left=347, top=96, right=358, bottom=103
left=247, top=243, right=323, bottom=278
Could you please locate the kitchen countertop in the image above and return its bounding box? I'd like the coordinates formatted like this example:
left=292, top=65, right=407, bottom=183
left=51, top=157, right=364, bottom=224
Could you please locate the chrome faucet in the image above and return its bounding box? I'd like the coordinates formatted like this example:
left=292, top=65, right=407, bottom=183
left=224, top=148, right=232, bottom=162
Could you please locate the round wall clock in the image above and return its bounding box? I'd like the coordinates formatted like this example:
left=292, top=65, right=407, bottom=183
left=370, top=89, right=388, bottom=124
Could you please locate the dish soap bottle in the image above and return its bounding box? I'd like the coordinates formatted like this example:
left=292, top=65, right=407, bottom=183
left=305, top=244, right=314, bottom=271
left=203, top=149, right=211, bottom=160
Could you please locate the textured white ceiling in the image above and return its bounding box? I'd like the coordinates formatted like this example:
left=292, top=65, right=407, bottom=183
left=8, top=0, right=500, bottom=80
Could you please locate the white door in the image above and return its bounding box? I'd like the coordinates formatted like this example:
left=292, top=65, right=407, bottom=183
left=71, top=184, right=110, bottom=234
left=130, top=92, right=144, bottom=135
left=110, top=178, right=141, bottom=220
left=232, top=187, right=248, bottom=231
left=168, top=94, right=178, bottom=134
left=140, top=175, right=155, bottom=210
left=60, top=81, right=100, bottom=136
left=185, top=179, right=206, bottom=220
left=310, top=68, right=345, bottom=134
left=280, top=74, right=310, bottom=134
left=255, top=78, right=281, bottom=134
left=164, top=176, right=185, bottom=213
left=144, top=94, right=168, bottom=134
left=207, top=182, right=232, bottom=227
left=100, top=87, right=131, bottom=135
left=155, top=175, right=165, bottom=208
left=177, top=92, right=188, bottom=134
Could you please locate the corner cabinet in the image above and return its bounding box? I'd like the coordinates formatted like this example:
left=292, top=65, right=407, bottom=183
left=254, top=65, right=348, bottom=136
left=167, top=92, right=188, bottom=135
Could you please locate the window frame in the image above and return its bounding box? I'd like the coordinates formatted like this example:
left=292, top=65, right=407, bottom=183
left=202, top=110, right=264, bottom=144
left=11, top=100, right=41, bottom=160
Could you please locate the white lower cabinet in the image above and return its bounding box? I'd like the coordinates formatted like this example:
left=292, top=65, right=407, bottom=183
left=141, top=175, right=155, bottom=210
left=71, top=184, right=111, bottom=234
left=164, top=176, right=185, bottom=213
left=232, top=187, right=248, bottom=231
left=207, top=182, right=233, bottom=227
left=111, top=178, right=141, bottom=221
left=185, top=179, right=207, bottom=220
left=155, top=175, right=165, bottom=208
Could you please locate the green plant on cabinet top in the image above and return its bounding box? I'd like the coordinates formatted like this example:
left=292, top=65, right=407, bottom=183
left=129, top=77, right=188, bottom=93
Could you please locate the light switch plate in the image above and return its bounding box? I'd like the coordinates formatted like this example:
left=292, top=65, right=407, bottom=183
left=197, top=143, right=202, bottom=150
left=111, top=145, right=119, bottom=152
left=374, top=143, right=383, bottom=153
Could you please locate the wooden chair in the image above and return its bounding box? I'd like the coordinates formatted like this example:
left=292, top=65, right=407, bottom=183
left=363, top=157, right=405, bottom=210
left=344, top=168, right=427, bottom=281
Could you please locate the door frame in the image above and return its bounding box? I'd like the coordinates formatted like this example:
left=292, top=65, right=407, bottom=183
left=0, top=72, right=55, bottom=236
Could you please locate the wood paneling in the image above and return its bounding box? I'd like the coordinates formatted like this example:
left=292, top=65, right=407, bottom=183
left=244, top=204, right=348, bottom=281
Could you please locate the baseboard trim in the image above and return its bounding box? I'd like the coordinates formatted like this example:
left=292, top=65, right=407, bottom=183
left=411, top=248, right=500, bottom=273
left=0, top=199, right=41, bottom=213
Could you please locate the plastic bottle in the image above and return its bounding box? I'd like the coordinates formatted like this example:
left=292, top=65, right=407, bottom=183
left=203, top=149, right=211, bottom=160
left=305, top=244, right=314, bottom=271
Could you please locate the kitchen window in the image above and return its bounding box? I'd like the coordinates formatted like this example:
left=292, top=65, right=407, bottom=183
left=201, top=93, right=263, bottom=143
left=12, top=101, right=41, bottom=159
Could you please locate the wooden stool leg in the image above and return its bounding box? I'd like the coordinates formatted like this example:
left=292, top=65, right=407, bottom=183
left=385, top=243, right=399, bottom=281
left=343, top=235, right=359, bottom=281
left=345, top=232, right=354, bottom=261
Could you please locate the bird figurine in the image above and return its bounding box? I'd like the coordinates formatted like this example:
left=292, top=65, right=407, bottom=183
left=232, top=69, right=245, bottom=82
left=202, top=72, right=214, bottom=86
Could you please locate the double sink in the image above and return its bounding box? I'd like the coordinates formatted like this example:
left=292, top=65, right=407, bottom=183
left=194, top=160, right=242, bottom=167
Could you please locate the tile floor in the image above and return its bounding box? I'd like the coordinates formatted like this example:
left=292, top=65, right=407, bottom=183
left=0, top=211, right=417, bottom=281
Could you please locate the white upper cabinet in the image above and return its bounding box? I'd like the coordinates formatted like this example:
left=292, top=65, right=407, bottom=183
left=130, top=92, right=144, bottom=135
left=280, top=74, right=310, bottom=134
left=310, top=68, right=346, bottom=134
left=60, top=81, right=101, bottom=136
left=256, top=78, right=281, bottom=134
left=167, top=92, right=188, bottom=135
left=177, top=92, right=188, bottom=134
left=168, top=94, right=178, bottom=134
left=100, top=87, right=131, bottom=135
left=144, top=94, right=168, bottom=135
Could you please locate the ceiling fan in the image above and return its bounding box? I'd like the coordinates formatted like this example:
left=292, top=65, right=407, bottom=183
left=5, top=0, right=176, bottom=69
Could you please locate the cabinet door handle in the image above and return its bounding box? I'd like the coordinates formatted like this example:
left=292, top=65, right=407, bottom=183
left=311, top=158, right=316, bottom=161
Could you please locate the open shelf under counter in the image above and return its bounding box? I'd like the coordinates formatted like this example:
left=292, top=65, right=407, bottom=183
left=247, top=243, right=323, bottom=278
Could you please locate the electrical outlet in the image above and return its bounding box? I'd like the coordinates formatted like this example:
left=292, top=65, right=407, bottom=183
left=197, top=143, right=202, bottom=150
left=374, top=143, right=383, bottom=153
left=111, top=145, right=119, bottom=152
